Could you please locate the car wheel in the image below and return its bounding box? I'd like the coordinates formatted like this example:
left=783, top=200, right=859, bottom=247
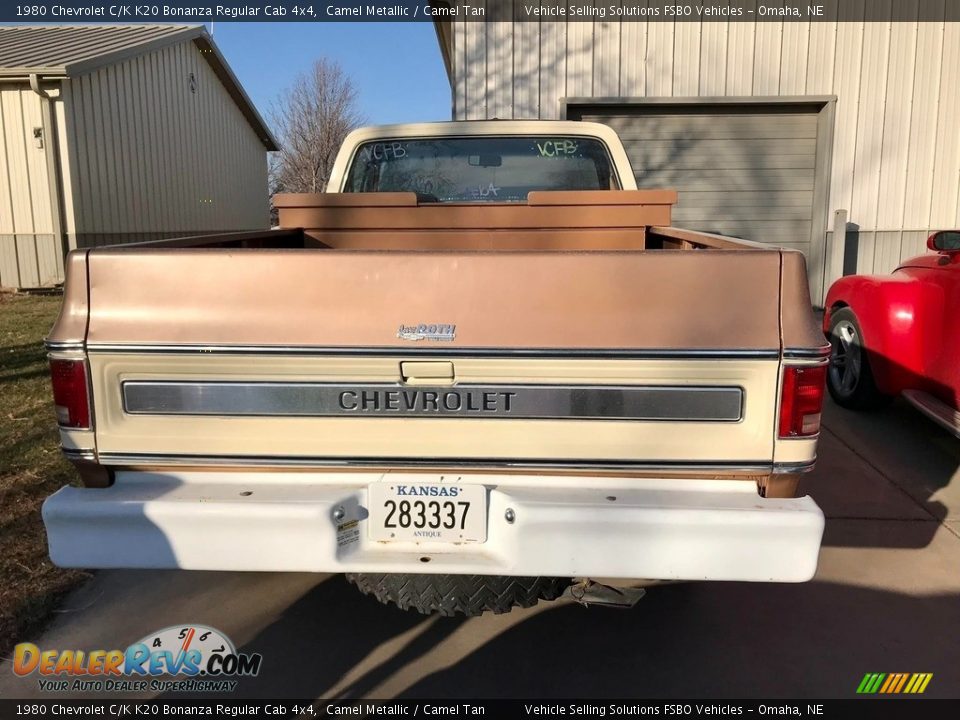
left=827, top=307, right=892, bottom=410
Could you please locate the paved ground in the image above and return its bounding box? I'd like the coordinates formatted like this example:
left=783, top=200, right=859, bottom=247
left=2, top=397, right=958, bottom=700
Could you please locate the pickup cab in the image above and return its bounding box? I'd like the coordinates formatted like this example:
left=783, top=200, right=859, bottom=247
left=42, top=121, right=828, bottom=615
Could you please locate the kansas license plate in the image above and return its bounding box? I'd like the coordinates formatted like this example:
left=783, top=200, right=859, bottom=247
left=367, top=483, right=487, bottom=543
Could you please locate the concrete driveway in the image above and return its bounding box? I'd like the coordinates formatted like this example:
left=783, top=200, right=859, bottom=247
left=2, top=397, right=958, bottom=699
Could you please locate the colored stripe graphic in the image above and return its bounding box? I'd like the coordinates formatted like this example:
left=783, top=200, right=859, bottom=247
left=857, top=673, right=882, bottom=693
left=857, top=673, right=932, bottom=694
left=879, top=674, right=896, bottom=693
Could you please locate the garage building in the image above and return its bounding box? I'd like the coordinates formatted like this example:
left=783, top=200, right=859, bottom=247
left=434, top=7, right=960, bottom=303
left=0, top=24, right=277, bottom=289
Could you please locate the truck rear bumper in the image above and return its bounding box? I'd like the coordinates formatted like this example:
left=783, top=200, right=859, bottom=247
left=42, top=471, right=824, bottom=582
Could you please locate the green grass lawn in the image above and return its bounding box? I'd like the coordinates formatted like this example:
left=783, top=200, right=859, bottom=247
left=0, top=293, right=87, bottom=658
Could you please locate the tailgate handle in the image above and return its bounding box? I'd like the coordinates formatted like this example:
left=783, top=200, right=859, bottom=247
left=400, top=361, right=455, bottom=385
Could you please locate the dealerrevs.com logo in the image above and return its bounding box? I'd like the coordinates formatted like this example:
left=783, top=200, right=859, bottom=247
left=13, top=625, right=262, bottom=693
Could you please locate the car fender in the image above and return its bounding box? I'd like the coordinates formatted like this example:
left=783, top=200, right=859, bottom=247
left=823, top=273, right=928, bottom=395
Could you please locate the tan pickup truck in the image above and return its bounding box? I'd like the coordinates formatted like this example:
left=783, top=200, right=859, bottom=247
left=43, top=121, right=828, bottom=615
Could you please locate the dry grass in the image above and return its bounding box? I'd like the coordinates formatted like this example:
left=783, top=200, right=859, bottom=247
left=0, top=293, right=88, bottom=658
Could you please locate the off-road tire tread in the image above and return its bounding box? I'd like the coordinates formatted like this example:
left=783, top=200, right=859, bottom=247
left=345, top=573, right=570, bottom=616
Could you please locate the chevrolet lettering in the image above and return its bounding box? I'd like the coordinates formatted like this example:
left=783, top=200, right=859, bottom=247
left=338, top=388, right=515, bottom=414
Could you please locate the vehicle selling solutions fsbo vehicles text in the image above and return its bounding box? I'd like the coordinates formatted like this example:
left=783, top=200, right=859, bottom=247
left=522, top=4, right=823, bottom=18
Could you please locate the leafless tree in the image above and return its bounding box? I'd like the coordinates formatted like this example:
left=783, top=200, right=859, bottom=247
left=269, top=59, right=364, bottom=201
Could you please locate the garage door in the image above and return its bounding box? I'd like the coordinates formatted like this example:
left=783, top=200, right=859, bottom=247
left=569, top=103, right=828, bottom=296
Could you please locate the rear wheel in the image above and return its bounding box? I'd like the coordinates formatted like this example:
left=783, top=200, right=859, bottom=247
left=827, top=307, right=891, bottom=410
left=345, top=573, right=570, bottom=616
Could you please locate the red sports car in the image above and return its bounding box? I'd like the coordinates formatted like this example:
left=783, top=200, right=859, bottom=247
left=823, top=230, right=960, bottom=437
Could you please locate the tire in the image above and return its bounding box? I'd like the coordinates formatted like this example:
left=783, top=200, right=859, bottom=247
left=826, top=307, right=892, bottom=410
left=345, top=573, right=571, bottom=617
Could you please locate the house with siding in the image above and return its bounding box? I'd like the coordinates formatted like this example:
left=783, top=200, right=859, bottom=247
left=0, top=24, right=277, bottom=289
left=434, top=4, right=960, bottom=303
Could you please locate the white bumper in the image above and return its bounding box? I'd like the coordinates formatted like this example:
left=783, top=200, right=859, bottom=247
left=42, top=471, right=824, bottom=582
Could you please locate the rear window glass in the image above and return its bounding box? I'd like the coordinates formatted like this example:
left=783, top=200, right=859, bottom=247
left=343, top=136, right=618, bottom=202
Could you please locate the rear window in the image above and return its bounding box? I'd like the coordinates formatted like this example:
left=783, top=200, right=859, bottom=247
left=343, top=136, right=619, bottom=202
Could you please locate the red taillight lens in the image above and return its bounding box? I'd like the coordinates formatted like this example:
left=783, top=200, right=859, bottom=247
left=49, top=358, right=90, bottom=429
left=778, top=365, right=826, bottom=438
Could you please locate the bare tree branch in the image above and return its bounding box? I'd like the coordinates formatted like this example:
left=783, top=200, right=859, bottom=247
left=268, top=59, right=364, bottom=220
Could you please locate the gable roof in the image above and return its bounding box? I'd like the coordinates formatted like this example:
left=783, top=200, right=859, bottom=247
left=0, top=24, right=277, bottom=150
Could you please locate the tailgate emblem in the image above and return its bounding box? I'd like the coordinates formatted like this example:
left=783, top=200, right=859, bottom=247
left=397, top=323, right=456, bottom=342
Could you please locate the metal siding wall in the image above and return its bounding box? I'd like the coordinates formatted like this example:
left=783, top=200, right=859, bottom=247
left=875, top=18, right=917, bottom=231
left=56, top=83, right=77, bottom=244
left=644, top=22, right=673, bottom=96
left=902, top=20, right=944, bottom=230
left=726, top=5, right=756, bottom=94
left=514, top=22, right=540, bottom=118
left=620, top=21, right=647, bottom=96
left=699, top=21, right=728, bottom=95
left=0, top=84, right=61, bottom=287
left=804, top=10, right=836, bottom=94
left=539, top=22, right=566, bottom=119
left=463, top=22, right=487, bottom=119
left=672, top=23, right=700, bottom=96
left=454, top=21, right=467, bottom=117
left=61, top=40, right=268, bottom=247
left=566, top=23, right=594, bottom=100
left=488, top=21, right=513, bottom=119
left=849, top=18, right=891, bottom=233
left=930, top=20, right=960, bottom=227
left=752, top=19, right=782, bottom=94
left=451, top=13, right=960, bottom=296
left=828, top=12, right=862, bottom=226
left=594, top=17, right=621, bottom=97
left=779, top=23, right=809, bottom=95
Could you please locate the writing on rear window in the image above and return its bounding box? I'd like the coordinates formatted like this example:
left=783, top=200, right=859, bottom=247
left=344, top=136, right=618, bottom=203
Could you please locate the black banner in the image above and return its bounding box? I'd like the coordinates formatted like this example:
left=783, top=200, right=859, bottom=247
left=1, top=700, right=960, bottom=719
left=2, top=1, right=959, bottom=24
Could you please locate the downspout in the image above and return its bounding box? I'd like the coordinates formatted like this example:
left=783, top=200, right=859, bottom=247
left=30, top=73, right=71, bottom=281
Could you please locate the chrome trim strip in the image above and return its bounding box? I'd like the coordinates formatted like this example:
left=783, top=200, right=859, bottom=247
left=771, top=460, right=817, bottom=474
left=782, top=345, right=831, bottom=360
left=45, top=340, right=85, bottom=351
left=86, top=343, right=781, bottom=359
left=62, top=448, right=97, bottom=462
left=121, top=381, right=744, bottom=422
left=97, top=453, right=781, bottom=474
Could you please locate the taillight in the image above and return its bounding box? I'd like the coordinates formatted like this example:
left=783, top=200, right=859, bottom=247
left=778, top=365, right=826, bottom=438
left=49, top=358, right=90, bottom=429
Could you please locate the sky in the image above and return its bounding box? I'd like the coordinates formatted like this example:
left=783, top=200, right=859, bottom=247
left=205, top=22, right=452, bottom=127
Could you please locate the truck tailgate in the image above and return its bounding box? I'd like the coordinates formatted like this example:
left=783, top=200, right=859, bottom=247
left=81, top=248, right=783, bottom=467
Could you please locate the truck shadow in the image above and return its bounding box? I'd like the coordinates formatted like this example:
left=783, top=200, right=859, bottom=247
left=804, top=395, right=958, bottom=548
left=213, top=575, right=960, bottom=699
left=145, top=573, right=467, bottom=701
